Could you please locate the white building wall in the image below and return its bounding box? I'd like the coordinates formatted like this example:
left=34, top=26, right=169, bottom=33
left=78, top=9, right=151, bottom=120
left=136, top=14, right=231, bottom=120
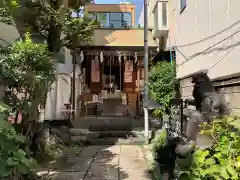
left=168, top=0, right=240, bottom=80
left=166, top=0, right=240, bottom=115
left=45, top=48, right=82, bottom=120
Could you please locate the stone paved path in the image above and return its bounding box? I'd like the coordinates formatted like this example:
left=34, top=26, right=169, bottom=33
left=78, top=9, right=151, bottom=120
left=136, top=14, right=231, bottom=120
left=38, top=145, right=152, bottom=180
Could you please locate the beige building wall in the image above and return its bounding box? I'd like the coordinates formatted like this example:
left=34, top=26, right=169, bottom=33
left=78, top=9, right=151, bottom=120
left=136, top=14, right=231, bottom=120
left=168, top=0, right=240, bottom=115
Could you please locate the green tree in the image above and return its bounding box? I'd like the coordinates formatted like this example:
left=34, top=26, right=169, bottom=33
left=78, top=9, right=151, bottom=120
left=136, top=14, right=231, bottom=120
left=0, top=32, right=56, bottom=153
left=0, top=0, right=95, bottom=145
left=149, top=61, right=179, bottom=116
left=0, top=0, right=95, bottom=52
left=0, top=0, right=18, bottom=25
left=23, top=0, right=96, bottom=52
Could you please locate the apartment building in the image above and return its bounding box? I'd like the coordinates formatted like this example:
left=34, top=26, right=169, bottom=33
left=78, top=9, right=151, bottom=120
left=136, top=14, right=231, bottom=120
left=146, top=0, right=240, bottom=115
left=166, top=0, right=240, bottom=115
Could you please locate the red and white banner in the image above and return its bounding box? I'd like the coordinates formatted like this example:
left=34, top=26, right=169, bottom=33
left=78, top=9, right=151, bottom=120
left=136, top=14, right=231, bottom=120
left=91, top=59, right=100, bottom=82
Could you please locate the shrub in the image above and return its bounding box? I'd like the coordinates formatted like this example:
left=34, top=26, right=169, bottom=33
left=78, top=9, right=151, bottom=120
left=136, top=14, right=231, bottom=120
left=0, top=120, right=37, bottom=179
left=177, top=116, right=240, bottom=180
left=152, top=129, right=167, bottom=160
left=0, top=33, right=56, bottom=155
left=149, top=61, right=179, bottom=117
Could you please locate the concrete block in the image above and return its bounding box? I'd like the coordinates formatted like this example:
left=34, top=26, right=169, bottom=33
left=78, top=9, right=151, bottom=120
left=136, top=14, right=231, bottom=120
left=70, top=136, right=88, bottom=142
left=69, top=128, right=89, bottom=136
left=230, top=93, right=240, bottom=109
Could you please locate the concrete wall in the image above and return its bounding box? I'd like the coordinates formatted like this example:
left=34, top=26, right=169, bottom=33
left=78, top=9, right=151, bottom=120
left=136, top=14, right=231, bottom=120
left=180, top=76, right=240, bottom=116
left=168, top=0, right=240, bottom=80
left=216, top=85, right=240, bottom=116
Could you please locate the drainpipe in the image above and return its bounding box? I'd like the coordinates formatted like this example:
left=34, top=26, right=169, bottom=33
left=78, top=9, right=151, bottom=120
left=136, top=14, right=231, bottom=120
left=144, top=0, right=149, bottom=144
left=168, top=31, right=173, bottom=65
left=169, top=45, right=173, bottom=66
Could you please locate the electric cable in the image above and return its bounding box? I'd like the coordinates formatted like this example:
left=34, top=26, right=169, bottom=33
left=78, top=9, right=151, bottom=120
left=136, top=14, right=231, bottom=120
left=176, top=27, right=240, bottom=67
left=207, top=38, right=237, bottom=72
left=175, top=19, right=240, bottom=48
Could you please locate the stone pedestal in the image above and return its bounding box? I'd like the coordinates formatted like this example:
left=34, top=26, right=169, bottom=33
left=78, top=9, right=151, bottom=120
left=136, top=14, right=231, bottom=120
left=102, top=98, right=123, bottom=116
left=127, top=93, right=137, bottom=117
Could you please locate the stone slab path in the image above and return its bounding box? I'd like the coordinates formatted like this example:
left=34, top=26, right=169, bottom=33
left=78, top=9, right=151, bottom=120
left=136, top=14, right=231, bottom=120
left=38, top=145, right=152, bottom=180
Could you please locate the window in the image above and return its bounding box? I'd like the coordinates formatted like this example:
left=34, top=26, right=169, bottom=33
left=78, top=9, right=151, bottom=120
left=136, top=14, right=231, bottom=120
left=162, top=2, right=168, bottom=27
left=123, top=13, right=131, bottom=21
left=109, top=21, right=122, bottom=28
left=122, top=21, right=131, bottom=28
left=153, top=7, right=158, bottom=29
left=153, top=1, right=168, bottom=29
left=88, top=13, right=97, bottom=20
left=122, top=12, right=132, bottom=28
left=98, top=13, right=109, bottom=27
left=88, top=12, right=132, bottom=28
left=109, top=13, right=122, bottom=21
left=109, top=13, right=122, bottom=28
left=180, top=0, right=186, bottom=12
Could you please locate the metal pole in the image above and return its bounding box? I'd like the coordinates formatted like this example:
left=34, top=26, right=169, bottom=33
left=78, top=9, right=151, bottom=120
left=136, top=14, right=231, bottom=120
left=72, top=10, right=80, bottom=121
left=72, top=49, right=76, bottom=121
left=78, top=52, right=82, bottom=117
left=144, top=0, right=149, bottom=144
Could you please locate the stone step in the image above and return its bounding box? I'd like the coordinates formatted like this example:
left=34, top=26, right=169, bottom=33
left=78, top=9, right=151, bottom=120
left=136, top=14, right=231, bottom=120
left=88, top=137, right=146, bottom=145
left=69, top=129, right=153, bottom=145
left=72, top=116, right=144, bottom=131
left=71, top=136, right=146, bottom=145
left=69, top=128, right=153, bottom=139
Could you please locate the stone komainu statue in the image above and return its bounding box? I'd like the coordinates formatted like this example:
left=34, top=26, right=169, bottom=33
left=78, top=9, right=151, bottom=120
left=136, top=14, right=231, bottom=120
left=186, top=72, right=231, bottom=141
left=192, top=72, right=231, bottom=119
left=155, top=73, right=232, bottom=177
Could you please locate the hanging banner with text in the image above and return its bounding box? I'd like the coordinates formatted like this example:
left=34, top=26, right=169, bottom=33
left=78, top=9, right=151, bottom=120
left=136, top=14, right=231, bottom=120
left=124, top=72, right=132, bottom=82
left=125, top=60, right=133, bottom=71
left=91, top=59, right=100, bottom=82
left=124, top=60, right=133, bottom=83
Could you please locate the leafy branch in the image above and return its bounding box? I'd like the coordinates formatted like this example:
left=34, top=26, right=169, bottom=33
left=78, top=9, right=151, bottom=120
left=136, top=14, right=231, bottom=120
left=149, top=61, right=179, bottom=117
left=0, top=0, right=18, bottom=25
left=177, top=116, right=240, bottom=180
left=23, top=0, right=96, bottom=52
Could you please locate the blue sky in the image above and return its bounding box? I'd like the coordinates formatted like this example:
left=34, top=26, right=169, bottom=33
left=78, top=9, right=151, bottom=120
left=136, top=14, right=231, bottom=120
left=94, top=0, right=143, bottom=25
